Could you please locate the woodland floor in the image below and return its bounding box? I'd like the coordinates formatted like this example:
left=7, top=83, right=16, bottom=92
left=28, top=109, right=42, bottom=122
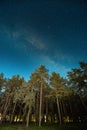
left=0, top=123, right=87, bottom=130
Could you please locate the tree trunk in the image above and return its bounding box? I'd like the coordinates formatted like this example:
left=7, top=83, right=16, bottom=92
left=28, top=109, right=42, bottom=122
left=39, top=82, right=42, bottom=127
left=46, top=98, right=48, bottom=123
left=60, top=100, right=63, bottom=119
left=56, top=96, right=62, bottom=125
left=10, top=102, right=16, bottom=123
left=2, top=96, right=11, bottom=121
left=35, top=92, right=39, bottom=125
left=26, top=108, right=30, bottom=127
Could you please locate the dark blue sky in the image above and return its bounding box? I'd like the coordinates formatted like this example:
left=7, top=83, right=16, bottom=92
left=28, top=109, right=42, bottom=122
left=0, top=0, right=87, bottom=81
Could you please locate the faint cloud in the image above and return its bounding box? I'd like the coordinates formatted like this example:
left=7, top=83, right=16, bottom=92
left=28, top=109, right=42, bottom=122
left=54, top=50, right=73, bottom=62
left=41, top=55, right=70, bottom=77
left=42, top=55, right=58, bottom=68
left=11, top=31, right=22, bottom=39
left=1, top=26, right=22, bottom=39
left=2, top=26, right=47, bottom=51
left=26, top=35, right=46, bottom=50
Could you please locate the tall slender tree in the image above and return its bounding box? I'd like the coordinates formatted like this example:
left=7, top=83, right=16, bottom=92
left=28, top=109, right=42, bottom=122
left=34, top=65, right=49, bottom=126
left=50, top=72, right=67, bottom=125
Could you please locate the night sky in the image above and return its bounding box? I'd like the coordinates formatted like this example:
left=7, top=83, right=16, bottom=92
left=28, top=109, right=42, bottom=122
left=0, top=0, right=87, bottom=81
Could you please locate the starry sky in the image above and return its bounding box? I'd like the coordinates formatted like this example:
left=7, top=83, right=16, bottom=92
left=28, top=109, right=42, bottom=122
left=0, top=0, right=87, bottom=81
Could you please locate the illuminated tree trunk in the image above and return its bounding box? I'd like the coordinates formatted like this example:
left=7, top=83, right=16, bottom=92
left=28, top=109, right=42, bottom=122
left=39, top=82, right=42, bottom=127
left=35, top=92, right=39, bottom=125
left=56, top=96, right=62, bottom=125
left=10, top=102, right=16, bottom=123
left=46, top=98, right=48, bottom=123
left=2, top=96, right=11, bottom=121
left=26, top=108, right=30, bottom=127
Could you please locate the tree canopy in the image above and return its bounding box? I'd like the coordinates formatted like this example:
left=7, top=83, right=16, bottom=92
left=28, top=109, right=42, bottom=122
left=0, top=62, right=87, bottom=126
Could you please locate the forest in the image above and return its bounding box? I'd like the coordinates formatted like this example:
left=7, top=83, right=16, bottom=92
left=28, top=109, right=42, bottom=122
left=0, top=62, right=87, bottom=127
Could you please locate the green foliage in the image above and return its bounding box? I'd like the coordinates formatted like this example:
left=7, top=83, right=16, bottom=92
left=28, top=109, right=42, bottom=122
left=0, top=73, right=6, bottom=92
left=50, top=72, right=68, bottom=98
left=67, top=62, right=87, bottom=96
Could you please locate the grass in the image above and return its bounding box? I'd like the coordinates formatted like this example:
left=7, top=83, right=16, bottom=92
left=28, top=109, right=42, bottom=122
left=0, top=125, right=16, bottom=130
left=0, top=123, right=87, bottom=130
